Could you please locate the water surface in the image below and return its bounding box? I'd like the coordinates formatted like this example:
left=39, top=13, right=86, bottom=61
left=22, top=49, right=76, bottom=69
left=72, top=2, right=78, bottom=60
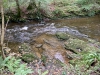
left=49, top=15, right=100, bottom=41
left=5, top=15, right=100, bottom=42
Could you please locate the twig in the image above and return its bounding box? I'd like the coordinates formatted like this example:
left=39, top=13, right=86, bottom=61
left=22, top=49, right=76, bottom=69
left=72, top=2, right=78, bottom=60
left=5, top=16, right=10, bottom=31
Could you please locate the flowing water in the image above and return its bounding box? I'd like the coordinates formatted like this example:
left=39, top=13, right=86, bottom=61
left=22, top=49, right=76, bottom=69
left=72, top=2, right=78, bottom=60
left=5, top=15, right=100, bottom=43
left=1, top=15, right=99, bottom=64
left=49, top=15, right=100, bottom=41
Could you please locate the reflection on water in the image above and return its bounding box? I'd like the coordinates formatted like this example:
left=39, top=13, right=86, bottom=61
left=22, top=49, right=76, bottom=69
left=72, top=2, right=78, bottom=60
left=49, top=15, right=100, bottom=41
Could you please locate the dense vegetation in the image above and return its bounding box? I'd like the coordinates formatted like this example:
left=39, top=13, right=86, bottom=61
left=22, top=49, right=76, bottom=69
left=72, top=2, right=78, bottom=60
left=0, top=0, right=100, bottom=22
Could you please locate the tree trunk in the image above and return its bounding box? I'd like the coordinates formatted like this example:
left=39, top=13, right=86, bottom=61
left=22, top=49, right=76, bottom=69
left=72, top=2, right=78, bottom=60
left=15, top=0, right=21, bottom=18
left=0, top=0, right=6, bottom=59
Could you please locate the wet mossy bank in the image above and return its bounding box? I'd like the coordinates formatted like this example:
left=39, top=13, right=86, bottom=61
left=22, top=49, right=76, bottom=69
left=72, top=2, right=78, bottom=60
left=0, top=0, right=100, bottom=22
left=1, top=29, right=100, bottom=74
left=4, top=32, right=100, bottom=74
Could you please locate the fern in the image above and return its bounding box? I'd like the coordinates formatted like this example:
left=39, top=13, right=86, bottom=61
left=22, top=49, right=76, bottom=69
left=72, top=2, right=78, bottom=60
left=2, top=56, right=32, bottom=75
left=15, top=64, right=32, bottom=75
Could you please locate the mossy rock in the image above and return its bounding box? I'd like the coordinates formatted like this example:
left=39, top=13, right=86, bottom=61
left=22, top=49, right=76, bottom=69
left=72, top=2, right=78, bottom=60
left=19, top=43, right=31, bottom=54
left=65, top=38, right=87, bottom=53
left=56, top=32, right=70, bottom=40
left=41, top=55, right=47, bottom=63
left=84, top=45, right=100, bottom=52
left=21, top=53, right=36, bottom=63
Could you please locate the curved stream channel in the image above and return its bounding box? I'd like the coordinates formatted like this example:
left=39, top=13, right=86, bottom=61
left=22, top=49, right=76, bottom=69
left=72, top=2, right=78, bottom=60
left=3, top=15, right=100, bottom=64
left=6, top=15, right=100, bottom=43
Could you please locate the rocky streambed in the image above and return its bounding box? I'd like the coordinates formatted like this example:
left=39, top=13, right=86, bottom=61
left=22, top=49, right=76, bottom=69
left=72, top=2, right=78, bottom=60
left=2, top=26, right=100, bottom=74
left=5, top=31, right=100, bottom=75
left=1, top=15, right=100, bottom=75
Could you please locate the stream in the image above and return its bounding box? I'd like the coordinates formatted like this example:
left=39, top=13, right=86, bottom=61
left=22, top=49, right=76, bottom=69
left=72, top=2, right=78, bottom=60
left=49, top=15, right=100, bottom=42
left=0, top=15, right=99, bottom=66
left=5, top=15, right=100, bottom=43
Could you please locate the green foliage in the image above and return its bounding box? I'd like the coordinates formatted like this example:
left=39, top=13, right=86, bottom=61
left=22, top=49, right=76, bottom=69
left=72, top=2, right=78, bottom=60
left=2, top=0, right=100, bottom=20
left=80, top=51, right=100, bottom=67
left=0, top=56, right=3, bottom=69
left=62, top=71, right=67, bottom=75
left=21, top=53, right=36, bottom=63
left=65, top=38, right=87, bottom=54
left=52, top=0, right=100, bottom=17
left=37, top=69, right=49, bottom=75
left=2, top=56, right=32, bottom=75
left=41, top=55, right=47, bottom=63
left=35, top=0, right=52, bottom=5
left=77, top=0, right=95, bottom=5
left=19, top=43, right=31, bottom=53
left=69, top=51, right=100, bottom=74
left=77, top=0, right=100, bottom=16
left=3, top=0, right=16, bottom=12
left=14, top=64, right=32, bottom=75
left=56, top=32, right=70, bottom=40
left=41, top=70, right=49, bottom=75
left=3, top=56, right=20, bottom=73
left=53, top=9, right=66, bottom=18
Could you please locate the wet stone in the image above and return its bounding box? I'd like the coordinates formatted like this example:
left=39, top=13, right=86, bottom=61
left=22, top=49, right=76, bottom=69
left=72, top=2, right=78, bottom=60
left=35, top=44, right=43, bottom=48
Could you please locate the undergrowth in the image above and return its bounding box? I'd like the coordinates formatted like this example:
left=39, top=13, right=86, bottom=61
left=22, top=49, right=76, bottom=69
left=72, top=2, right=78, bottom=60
left=0, top=56, right=32, bottom=75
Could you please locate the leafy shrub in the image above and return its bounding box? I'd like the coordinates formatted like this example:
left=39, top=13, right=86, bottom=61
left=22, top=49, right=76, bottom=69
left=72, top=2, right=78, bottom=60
left=53, top=9, right=66, bottom=18
left=77, top=0, right=100, bottom=16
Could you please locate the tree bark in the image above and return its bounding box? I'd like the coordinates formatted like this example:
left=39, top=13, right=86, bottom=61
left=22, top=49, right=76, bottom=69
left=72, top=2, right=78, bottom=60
left=0, top=0, right=6, bottom=59
left=15, top=0, right=21, bottom=18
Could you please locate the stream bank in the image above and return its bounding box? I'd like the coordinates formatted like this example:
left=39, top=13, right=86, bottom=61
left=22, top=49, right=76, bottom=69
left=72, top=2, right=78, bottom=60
left=3, top=31, right=100, bottom=75
left=0, top=15, right=100, bottom=75
left=1, top=0, right=100, bottom=22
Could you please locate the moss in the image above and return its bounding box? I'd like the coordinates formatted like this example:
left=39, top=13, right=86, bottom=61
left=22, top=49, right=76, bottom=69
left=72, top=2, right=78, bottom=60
left=67, top=37, right=100, bottom=73
left=19, top=43, right=31, bottom=54
left=65, top=38, right=87, bottom=53
left=21, top=53, right=36, bottom=63
left=56, top=32, right=70, bottom=40
left=41, top=55, right=47, bottom=63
